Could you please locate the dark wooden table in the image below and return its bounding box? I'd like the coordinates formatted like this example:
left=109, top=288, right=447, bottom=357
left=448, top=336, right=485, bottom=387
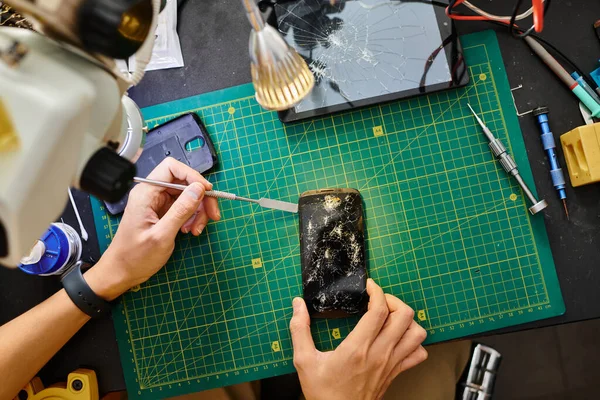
left=1, top=0, right=599, bottom=395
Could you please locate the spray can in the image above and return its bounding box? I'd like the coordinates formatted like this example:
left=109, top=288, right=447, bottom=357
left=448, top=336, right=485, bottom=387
left=19, top=223, right=82, bottom=276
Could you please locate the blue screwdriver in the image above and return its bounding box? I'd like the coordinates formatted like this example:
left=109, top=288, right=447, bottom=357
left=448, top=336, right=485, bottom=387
left=532, top=107, right=568, bottom=219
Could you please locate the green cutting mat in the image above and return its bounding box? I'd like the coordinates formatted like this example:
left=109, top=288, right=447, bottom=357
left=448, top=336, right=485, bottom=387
left=91, top=31, right=564, bottom=398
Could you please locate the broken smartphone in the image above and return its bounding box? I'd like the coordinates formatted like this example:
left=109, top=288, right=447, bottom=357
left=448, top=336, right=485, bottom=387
left=299, top=188, right=368, bottom=318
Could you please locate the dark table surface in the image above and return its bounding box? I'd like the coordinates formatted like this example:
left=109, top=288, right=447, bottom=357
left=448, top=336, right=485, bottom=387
left=1, top=0, right=600, bottom=395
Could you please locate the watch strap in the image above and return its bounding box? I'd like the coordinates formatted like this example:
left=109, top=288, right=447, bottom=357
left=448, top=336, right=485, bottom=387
left=61, top=261, right=111, bottom=318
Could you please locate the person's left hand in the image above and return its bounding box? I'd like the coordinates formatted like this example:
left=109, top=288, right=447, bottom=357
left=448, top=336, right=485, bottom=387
left=84, top=157, right=221, bottom=300
left=290, top=279, right=428, bottom=400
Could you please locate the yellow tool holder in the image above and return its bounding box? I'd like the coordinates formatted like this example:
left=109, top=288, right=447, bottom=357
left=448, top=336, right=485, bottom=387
left=560, top=122, right=600, bottom=187
left=16, top=369, right=99, bottom=400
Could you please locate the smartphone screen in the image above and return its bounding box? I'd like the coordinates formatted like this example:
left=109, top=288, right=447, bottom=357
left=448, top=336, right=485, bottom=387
left=298, top=189, right=368, bottom=318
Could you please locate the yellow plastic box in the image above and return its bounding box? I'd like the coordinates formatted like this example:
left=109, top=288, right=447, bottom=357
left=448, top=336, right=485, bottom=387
left=560, top=122, right=600, bottom=187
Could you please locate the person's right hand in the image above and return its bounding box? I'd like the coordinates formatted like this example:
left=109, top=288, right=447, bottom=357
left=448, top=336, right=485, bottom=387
left=85, top=157, right=220, bottom=301
left=290, top=279, right=428, bottom=400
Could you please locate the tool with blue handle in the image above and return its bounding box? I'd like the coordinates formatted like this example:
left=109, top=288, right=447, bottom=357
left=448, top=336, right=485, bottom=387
left=533, top=107, right=569, bottom=219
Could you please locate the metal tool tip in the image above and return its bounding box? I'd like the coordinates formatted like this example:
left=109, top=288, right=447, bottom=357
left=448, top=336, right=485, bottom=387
left=563, top=199, right=569, bottom=220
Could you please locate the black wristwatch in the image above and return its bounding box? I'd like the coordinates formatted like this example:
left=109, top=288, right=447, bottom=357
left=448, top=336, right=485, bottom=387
left=61, top=261, right=111, bottom=318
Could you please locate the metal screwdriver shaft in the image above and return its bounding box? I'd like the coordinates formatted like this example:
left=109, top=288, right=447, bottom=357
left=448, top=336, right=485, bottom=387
left=533, top=107, right=569, bottom=219
left=467, top=104, right=548, bottom=215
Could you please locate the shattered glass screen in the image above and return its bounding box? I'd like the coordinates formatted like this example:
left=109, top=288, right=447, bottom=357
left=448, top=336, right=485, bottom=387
left=275, top=0, right=455, bottom=116
left=299, top=191, right=368, bottom=317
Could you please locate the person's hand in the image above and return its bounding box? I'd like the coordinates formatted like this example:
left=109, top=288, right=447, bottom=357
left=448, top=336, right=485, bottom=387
left=290, top=279, right=428, bottom=400
left=85, top=157, right=221, bottom=300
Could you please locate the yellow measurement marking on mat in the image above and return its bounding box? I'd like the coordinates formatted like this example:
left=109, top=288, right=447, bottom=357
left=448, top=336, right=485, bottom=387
left=271, top=341, right=281, bottom=352
left=479, top=73, right=487, bottom=81
left=417, top=310, right=427, bottom=322
left=252, top=258, right=262, bottom=268
left=331, top=328, right=341, bottom=339
left=373, top=125, right=384, bottom=137
left=130, top=285, right=141, bottom=293
left=510, top=193, right=518, bottom=201
left=228, top=106, right=236, bottom=115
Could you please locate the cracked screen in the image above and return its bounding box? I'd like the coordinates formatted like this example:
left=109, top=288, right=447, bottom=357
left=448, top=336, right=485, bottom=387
left=299, top=190, right=368, bottom=318
left=274, top=0, right=461, bottom=121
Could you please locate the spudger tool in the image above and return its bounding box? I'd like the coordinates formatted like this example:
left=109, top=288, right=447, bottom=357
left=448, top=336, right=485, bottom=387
left=134, top=177, right=298, bottom=213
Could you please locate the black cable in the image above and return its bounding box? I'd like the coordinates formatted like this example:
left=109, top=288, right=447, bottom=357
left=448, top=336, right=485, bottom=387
left=439, top=0, right=595, bottom=89
left=441, top=0, right=594, bottom=89
left=447, top=0, right=459, bottom=16
left=510, top=0, right=552, bottom=39
left=509, top=0, right=529, bottom=38
left=259, top=0, right=449, bottom=10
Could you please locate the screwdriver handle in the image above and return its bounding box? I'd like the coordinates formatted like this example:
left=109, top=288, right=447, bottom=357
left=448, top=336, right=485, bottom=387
left=133, top=177, right=240, bottom=201
left=205, top=190, right=237, bottom=201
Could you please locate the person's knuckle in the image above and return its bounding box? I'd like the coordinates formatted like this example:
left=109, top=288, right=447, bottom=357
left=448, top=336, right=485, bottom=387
left=130, top=184, right=143, bottom=197
left=164, top=156, right=177, bottom=166
left=293, top=353, right=308, bottom=370
left=352, top=345, right=369, bottom=363
left=292, top=351, right=311, bottom=370
left=146, top=230, right=165, bottom=247
left=402, top=305, right=415, bottom=320
left=415, top=326, right=427, bottom=342
left=373, top=354, right=386, bottom=369
left=419, top=348, right=429, bottom=362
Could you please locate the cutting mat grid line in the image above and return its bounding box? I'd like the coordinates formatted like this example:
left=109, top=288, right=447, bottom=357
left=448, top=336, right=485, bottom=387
left=90, top=31, right=563, bottom=398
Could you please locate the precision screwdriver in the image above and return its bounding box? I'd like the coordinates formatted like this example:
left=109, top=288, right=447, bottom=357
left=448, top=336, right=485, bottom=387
left=467, top=104, right=548, bottom=215
left=532, top=107, right=569, bottom=219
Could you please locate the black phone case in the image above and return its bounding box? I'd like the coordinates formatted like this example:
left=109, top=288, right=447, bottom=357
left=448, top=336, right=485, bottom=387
left=299, top=189, right=368, bottom=318
left=105, top=113, right=218, bottom=215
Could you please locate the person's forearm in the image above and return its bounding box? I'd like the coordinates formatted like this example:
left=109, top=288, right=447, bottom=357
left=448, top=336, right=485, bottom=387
left=0, top=289, right=90, bottom=400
